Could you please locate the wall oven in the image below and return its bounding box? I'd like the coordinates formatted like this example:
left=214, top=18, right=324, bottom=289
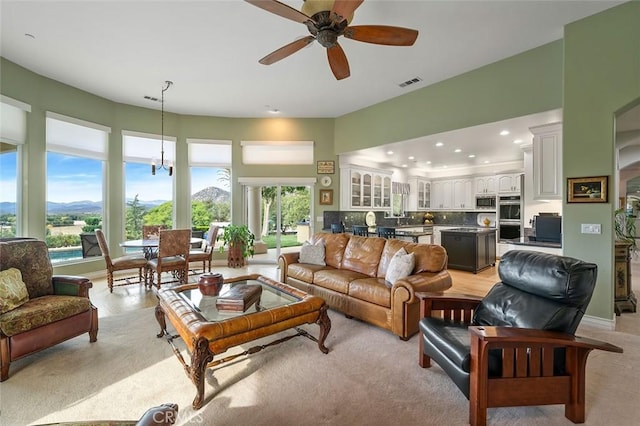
left=498, top=195, right=522, bottom=241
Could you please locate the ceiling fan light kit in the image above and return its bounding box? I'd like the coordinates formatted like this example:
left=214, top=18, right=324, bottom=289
left=246, top=0, right=418, bottom=80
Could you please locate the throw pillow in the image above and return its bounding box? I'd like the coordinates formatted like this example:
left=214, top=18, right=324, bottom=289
left=299, top=240, right=326, bottom=266
left=385, top=247, right=415, bottom=287
left=0, top=268, right=30, bottom=314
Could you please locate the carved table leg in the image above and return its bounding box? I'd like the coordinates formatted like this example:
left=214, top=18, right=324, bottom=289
left=155, top=303, right=167, bottom=338
left=190, top=336, right=215, bottom=410
left=316, top=304, right=331, bottom=354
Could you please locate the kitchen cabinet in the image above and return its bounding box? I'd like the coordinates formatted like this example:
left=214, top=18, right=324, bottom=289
left=530, top=122, right=562, bottom=200
left=408, top=177, right=431, bottom=210
left=431, top=180, right=452, bottom=210
left=431, top=178, right=473, bottom=210
left=340, top=166, right=392, bottom=211
left=475, top=176, right=497, bottom=194
left=440, top=228, right=496, bottom=273
left=452, top=178, right=474, bottom=209
left=497, top=173, right=522, bottom=194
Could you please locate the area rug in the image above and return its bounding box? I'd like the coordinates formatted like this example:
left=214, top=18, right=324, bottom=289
left=1, top=307, right=638, bottom=425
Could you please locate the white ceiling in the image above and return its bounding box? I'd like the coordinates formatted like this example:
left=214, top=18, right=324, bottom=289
left=0, top=0, right=628, bottom=172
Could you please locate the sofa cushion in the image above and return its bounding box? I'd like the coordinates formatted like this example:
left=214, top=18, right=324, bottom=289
left=377, top=239, right=411, bottom=277
left=0, top=295, right=91, bottom=336
left=299, top=240, right=326, bottom=266
left=288, top=263, right=329, bottom=284
left=311, top=233, right=350, bottom=269
left=0, top=268, right=30, bottom=314
left=385, top=248, right=415, bottom=287
left=349, top=277, right=391, bottom=308
left=341, top=235, right=386, bottom=277
left=313, top=269, right=369, bottom=294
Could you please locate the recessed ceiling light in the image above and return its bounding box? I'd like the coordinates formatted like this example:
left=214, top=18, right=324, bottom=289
left=426, top=161, right=431, bottom=164
left=484, top=160, right=490, bottom=164
left=500, top=130, right=510, bottom=136
left=402, top=164, right=408, bottom=168
left=442, top=165, right=448, bottom=168
left=468, top=154, right=476, bottom=158
left=408, top=156, right=415, bottom=160
left=387, top=150, right=394, bottom=155
left=454, top=148, right=462, bottom=153
left=435, top=142, right=443, bottom=147
left=513, top=139, right=523, bottom=144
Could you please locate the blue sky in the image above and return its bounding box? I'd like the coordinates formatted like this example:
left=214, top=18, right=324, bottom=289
left=0, top=151, right=229, bottom=203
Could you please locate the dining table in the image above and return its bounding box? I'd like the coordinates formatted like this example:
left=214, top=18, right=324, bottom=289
left=120, top=238, right=203, bottom=260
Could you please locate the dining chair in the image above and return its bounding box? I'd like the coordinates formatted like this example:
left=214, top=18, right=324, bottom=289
left=352, top=225, right=369, bottom=236
left=331, top=223, right=345, bottom=234
left=142, top=224, right=166, bottom=240
left=377, top=226, right=396, bottom=239
left=146, top=229, right=191, bottom=289
left=189, top=223, right=219, bottom=275
left=80, top=232, right=102, bottom=258
left=95, top=229, right=148, bottom=293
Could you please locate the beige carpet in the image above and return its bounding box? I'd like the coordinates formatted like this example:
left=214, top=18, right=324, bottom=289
left=1, top=306, right=639, bottom=426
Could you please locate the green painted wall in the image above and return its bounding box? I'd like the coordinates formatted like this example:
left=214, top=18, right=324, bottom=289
left=1, top=59, right=335, bottom=276
left=334, top=40, right=563, bottom=152
left=563, top=1, right=640, bottom=319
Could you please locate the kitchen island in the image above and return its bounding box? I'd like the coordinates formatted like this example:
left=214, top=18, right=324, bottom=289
left=440, top=227, right=497, bottom=273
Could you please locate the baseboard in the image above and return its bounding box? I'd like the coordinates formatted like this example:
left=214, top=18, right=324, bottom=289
left=580, top=313, right=616, bottom=331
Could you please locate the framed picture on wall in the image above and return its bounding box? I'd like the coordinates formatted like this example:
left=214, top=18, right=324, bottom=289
left=319, top=189, right=333, bottom=205
left=567, top=176, right=608, bottom=203
left=317, top=161, right=335, bottom=174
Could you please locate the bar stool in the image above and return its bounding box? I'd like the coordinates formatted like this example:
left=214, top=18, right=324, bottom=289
left=352, top=225, right=369, bottom=236
left=331, top=223, right=345, bottom=233
left=377, top=227, right=396, bottom=239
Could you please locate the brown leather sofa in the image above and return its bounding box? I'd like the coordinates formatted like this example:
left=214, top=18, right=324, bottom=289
left=278, top=233, right=452, bottom=339
left=0, top=238, right=98, bottom=381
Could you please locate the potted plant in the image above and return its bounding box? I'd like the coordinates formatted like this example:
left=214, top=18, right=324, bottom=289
left=219, top=224, right=255, bottom=267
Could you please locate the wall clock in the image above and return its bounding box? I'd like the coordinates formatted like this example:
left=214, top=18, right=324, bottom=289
left=320, top=176, right=332, bottom=187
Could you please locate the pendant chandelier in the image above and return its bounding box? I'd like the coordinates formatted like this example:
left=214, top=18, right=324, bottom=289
left=152, top=80, right=173, bottom=176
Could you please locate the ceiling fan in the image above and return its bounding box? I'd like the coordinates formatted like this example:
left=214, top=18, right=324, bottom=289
left=245, top=0, right=419, bottom=80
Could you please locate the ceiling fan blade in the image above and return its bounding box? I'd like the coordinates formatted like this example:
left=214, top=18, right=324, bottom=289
left=259, top=36, right=315, bottom=65
left=245, top=0, right=313, bottom=24
left=330, top=0, right=364, bottom=23
left=327, top=43, right=350, bottom=80
left=344, top=25, right=418, bottom=46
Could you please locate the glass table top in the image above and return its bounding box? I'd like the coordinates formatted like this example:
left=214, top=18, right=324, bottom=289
left=178, top=278, right=300, bottom=322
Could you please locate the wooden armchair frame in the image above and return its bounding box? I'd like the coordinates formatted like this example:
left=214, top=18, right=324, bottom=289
left=417, top=292, right=623, bottom=426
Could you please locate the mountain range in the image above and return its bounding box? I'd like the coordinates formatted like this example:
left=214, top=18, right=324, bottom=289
left=0, top=186, right=230, bottom=215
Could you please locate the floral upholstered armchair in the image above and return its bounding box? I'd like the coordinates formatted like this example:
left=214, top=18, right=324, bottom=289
left=0, top=238, right=98, bottom=381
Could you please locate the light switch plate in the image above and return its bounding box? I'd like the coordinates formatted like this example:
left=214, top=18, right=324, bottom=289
left=581, top=224, right=601, bottom=234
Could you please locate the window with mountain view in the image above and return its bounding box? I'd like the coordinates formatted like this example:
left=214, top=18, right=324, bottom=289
left=123, top=132, right=176, bottom=240
left=46, top=113, right=108, bottom=263
left=188, top=139, right=232, bottom=242
left=0, top=98, right=29, bottom=238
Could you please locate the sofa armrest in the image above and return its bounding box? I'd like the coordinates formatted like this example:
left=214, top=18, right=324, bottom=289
left=278, top=252, right=300, bottom=282
left=52, top=275, right=93, bottom=298
left=393, top=270, right=453, bottom=304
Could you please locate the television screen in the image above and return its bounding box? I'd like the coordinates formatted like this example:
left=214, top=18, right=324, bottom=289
left=535, top=215, right=561, bottom=243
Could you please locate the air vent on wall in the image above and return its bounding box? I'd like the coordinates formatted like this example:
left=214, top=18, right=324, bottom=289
left=398, top=77, right=422, bottom=88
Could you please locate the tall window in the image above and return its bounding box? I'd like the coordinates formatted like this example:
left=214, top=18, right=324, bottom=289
left=123, top=131, right=175, bottom=239
left=46, top=112, right=109, bottom=263
left=188, top=139, right=232, bottom=238
left=0, top=97, right=29, bottom=238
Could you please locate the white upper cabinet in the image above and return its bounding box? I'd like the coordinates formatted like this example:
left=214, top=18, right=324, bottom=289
left=452, top=178, right=474, bottom=209
left=340, top=166, right=392, bottom=211
left=475, top=176, right=497, bottom=194
left=408, top=177, right=431, bottom=210
left=497, top=173, right=522, bottom=194
left=530, top=122, right=562, bottom=200
left=431, top=180, right=453, bottom=210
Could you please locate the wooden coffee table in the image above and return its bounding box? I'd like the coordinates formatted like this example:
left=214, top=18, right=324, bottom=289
left=154, top=274, right=331, bottom=409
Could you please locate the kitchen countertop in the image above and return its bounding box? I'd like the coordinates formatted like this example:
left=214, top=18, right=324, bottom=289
left=440, top=227, right=497, bottom=233
left=507, top=237, right=561, bottom=248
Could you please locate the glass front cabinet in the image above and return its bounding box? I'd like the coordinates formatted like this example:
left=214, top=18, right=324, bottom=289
left=341, top=166, right=392, bottom=211
left=408, top=177, right=431, bottom=210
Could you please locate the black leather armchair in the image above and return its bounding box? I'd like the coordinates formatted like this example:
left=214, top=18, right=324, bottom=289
left=417, top=250, right=622, bottom=425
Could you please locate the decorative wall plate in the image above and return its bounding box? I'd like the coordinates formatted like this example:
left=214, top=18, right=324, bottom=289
left=320, top=176, right=332, bottom=187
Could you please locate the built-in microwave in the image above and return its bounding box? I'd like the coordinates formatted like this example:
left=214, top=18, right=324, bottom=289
left=475, top=195, right=496, bottom=209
